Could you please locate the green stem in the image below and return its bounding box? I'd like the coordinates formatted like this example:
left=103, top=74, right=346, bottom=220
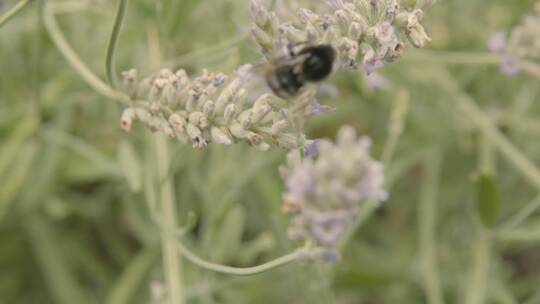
left=495, top=194, right=540, bottom=234
left=418, top=150, right=444, bottom=304
left=382, top=89, right=410, bottom=166
left=26, top=215, right=89, bottom=304
left=106, top=0, right=128, bottom=87
left=0, top=0, right=33, bottom=28
left=523, top=292, right=540, bottom=304
left=177, top=239, right=306, bottom=276
left=464, top=231, right=491, bottom=304
left=154, top=135, right=184, bottom=304
left=478, top=134, right=495, bottom=176
left=438, top=72, right=540, bottom=192
left=459, top=96, right=540, bottom=189
left=498, top=226, right=540, bottom=243
left=105, top=246, right=159, bottom=304
left=43, top=3, right=129, bottom=105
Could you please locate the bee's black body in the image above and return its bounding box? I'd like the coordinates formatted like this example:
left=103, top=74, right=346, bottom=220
left=298, top=45, right=336, bottom=82
left=266, top=44, right=336, bottom=98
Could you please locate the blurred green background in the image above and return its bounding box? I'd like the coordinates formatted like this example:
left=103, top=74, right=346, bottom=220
left=1, top=0, right=539, bottom=303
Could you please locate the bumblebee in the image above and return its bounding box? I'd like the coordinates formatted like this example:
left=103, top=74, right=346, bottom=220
left=265, top=44, right=336, bottom=98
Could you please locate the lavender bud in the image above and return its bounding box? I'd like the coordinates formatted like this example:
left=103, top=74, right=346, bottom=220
left=120, top=108, right=136, bottom=132
left=202, top=100, right=215, bottom=117
left=224, top=104, right=237, bottom=124
left=280, top=126, right=387, bottom=259
left=271, top=120, right=289, bottom=134
left=169, top=113, right=187, bottom=132
left=250, top=0, right=269, bottom=28
left=211, top=127, right=233, bottom=145
left=121, top=69, right=138, bottom=98
left=500, top=55, right=521, bottom=76
left=487, top=31, right=507, bottom=53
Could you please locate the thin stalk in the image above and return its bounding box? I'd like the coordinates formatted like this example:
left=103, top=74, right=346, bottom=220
left=0, top=0, right=33, bottom=28
left=435, top=69, right=540, bottom=236
left=105, top=246, right=159, bottom=304
left=26, top=215, right=89, bottom=304
left=495, top=194, right=540, bottom=234
left=523, top=290, right=540, bottom=304
left=498, top=226, right=540, bottom=243
left=176, top=240, right=306, bottom=276
left=154, top=135, right=184, bottom=304
left=382, top=89, right=410, bottom=166
left=418, top=150, right=444, bottom=304
left=438, top=71, right=540, bottom=193
left=478, top=134, right=495, bottom=176
left=105, top=0, right=128, bottom=87
left=464, top=231, right=491, bottom=304
left=492, top=275, right=518, bottom=304
left=43, top=3, right=129, bottom=104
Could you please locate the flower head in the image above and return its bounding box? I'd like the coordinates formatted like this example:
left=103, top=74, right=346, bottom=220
left=280, top=125, right=387, bottom=261
left=250, top=0, right=432, bottom=75
left=489, top=3, right=540, bottom=78
left=118, top=67, right=331, bottom=151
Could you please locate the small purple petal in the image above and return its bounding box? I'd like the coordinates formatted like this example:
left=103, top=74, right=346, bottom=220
left=304, top=140, right=320, bottom=158
left=320, top=249, right=341, bottom=263
left=363, top=56, right=384, bottom=75
left=286, top=163, right=315, bottom=199
left=500, top=55, right=520, bottom=76
left=305, top=101, right=336, bottom=116
left=365, top=72, right=392, bottom=91
left=487, top=31, right=507, bottom=53
left=376, top=21, right=397, bottom=46
left=310, top=211, right=348, bottom=246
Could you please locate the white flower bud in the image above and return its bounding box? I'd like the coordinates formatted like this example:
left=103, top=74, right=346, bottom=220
left=247, top=131, right=264, bottom=145
left=229, top=122, right=248, bottom=139
left=162, top=83, right=176, bottom=105
left=121, top=69, right=138, bottom=98
left=232, top=88, right=248, bottom=106
left=407, top=24, right=431, bottom=48
left=134, top=108, right=152, bottom=124
left=163, top=124, right=176, bottom=139
left=189, top=112, right=209, bottom=129
left=159, top=69, right=173, bottom=78
left=240, top=111, right=253, bottom=129
left=202, top=100, right=215, bottom=117
left=279, top=24, right=306, bottom=45
left=348, top=21, right=364, bottom=40
left=276, top=134, right=299, bottom=150
left=215, top=79, right=241, bottom=113
left=211, top=127, right=233, bottom=145
left=120, top=108, right=136, bottom=132
left=334, top=10, right=350, bottom=33
left=271, top=120, right=288, bottom=134
left=224, top=104, right=237, bottom=124
left=168, top=113, right=187, bottom=132
left=250, top=0, right=269, bottom=28
left=186, top=123, right=202, bottom=140
left=251, top=103, right=272, bottom=124
left=251, top=26, right=273, bottom=50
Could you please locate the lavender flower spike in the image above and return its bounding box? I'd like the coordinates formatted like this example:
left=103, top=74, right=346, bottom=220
left=280, top=125, right=388, bottom=262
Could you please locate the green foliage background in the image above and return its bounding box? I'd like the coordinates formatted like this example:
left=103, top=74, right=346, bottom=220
left=0, top=0, right=539, bottom=303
